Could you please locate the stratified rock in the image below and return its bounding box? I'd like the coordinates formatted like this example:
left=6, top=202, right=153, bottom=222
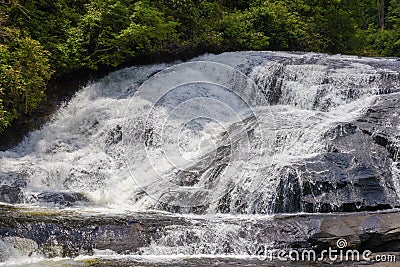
left=0, top=205, right=398, bottom=260
left=272, top=93, right=400, bottom=213
left=354, top=93, right=400, bottom=161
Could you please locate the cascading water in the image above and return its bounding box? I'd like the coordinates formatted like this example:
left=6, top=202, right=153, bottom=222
left=0, top=51, right=400, bottom=264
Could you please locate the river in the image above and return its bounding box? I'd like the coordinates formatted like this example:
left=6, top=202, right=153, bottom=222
left=0, top=51, right=399, bottom=266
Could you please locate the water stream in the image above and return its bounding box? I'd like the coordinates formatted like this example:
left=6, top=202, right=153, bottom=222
left=0, top=51, right=399, bottom=265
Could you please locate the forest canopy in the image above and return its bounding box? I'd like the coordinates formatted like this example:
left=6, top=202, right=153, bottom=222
left=0, top=0, right=400, bottom=132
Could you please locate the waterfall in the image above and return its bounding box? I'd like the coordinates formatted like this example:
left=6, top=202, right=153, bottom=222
left=1, top=51, right=399, bottom=214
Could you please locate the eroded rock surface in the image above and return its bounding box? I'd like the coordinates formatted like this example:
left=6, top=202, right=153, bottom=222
left=0, top=205, right=399, bottom=260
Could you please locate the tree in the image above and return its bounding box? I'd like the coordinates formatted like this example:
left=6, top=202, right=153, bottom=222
left=220, top=9, right=269, bottom=50
left=73, top=0, right=178, bottom=68
left=0, top=26, right=52, bottom=131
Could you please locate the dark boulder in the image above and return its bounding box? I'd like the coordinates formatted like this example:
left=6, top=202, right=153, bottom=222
left=0, top=186, right=23, bottom=204
left=35, top=192, right=89, bottom=207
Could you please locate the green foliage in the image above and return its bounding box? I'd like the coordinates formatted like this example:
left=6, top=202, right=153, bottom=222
left=4, top=0, right=400, bottom=74
left=0, top=26, right=52, bottom=131
left=223, top=0, right=254, bottom=10
left=220, top=10, right=269, bottom=50
left=79, top=0, right=179, bottom=68
left=364, top=27, right=400, bottom=56
left=153, top=0, right=224, bottom=51
left=308, top=0, right=361, bottom=54
left=1, top=0, right=400, bottom=133
left=362, top=0, right=400, bottom=56
left=246, top=1, right=310, bottom=51
left=7, top=0, right=88, bottom=73
left=388, top=0, right=400, bottom=27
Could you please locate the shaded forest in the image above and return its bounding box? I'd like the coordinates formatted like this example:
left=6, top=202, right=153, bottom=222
left=1, top=0, right=399, bottom=132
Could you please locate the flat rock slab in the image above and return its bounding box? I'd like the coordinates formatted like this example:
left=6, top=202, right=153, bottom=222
left=0, top=205, right=399, bottom=264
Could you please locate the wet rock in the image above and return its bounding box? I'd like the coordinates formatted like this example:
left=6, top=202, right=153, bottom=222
left=175, top=170, right=201, bottom=186
left=35, top=192, right=89, bottom=206
left=0, top=205, right=185, bottom=257
left=12, top=179, right=27, bottom=188
left=143, top=128, right=154, bottom=147
left=106, top=125, right=122, bottom=145
left=0, top=172, right=28, bottom=188
left=0, top=205, right=398, bottom=259
left=272, top=93, right=400, bottom=213
left=355, top=93, right=400, bottom=161
left=309, top=211, right=400, bottom=253
left=0, top=186, right=23, bottom=204
left=272, top=169, right=302, bottom=213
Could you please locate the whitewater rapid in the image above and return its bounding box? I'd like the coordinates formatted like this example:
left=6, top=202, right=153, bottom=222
left=0, top=51, right=399, bottom=214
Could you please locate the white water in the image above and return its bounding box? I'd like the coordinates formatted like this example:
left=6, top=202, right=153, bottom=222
left=1, top=51, right=400, bottom=265
left=0, top=51, right=399, bottom=214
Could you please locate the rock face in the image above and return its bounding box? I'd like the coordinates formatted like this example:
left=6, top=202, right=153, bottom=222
left=0, top=185, right=88, bottom=207
left=309, top=211, right=400, bottom=253
left=272, top=93, right=400, bottom=213
left=0, top=186, right=23, bottom=204
left=0, top=205, right=185, bottom=258
left=0, top=205, right=399, bottom=260
left=35, top=192, right=89, bottom=206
